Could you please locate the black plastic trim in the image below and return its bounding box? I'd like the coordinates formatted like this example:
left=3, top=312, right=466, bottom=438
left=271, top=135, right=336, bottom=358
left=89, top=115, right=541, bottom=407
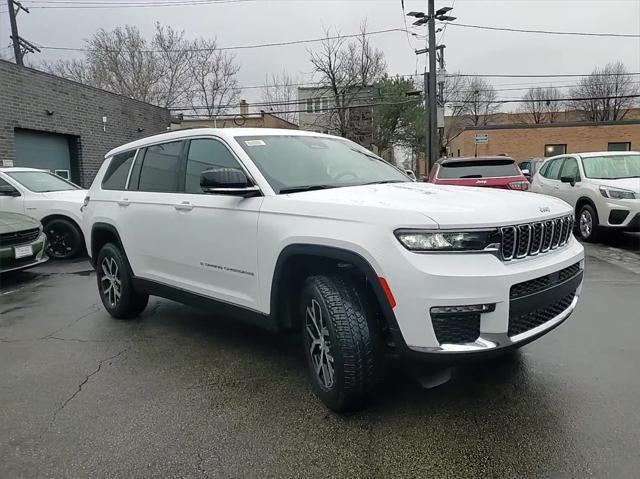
left=271, top=244, right=408, bottom=352
left=90, top=222, right=126, bottom=268
left=132, top=277, right=275, bottom=331
left=608, top=209, right=629, bottom=225
left=509, top=271, right=583, bottom=318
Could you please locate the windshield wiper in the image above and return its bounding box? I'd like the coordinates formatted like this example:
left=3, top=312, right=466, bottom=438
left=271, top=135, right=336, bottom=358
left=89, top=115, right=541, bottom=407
left=279, top=185, right=338, bottom=194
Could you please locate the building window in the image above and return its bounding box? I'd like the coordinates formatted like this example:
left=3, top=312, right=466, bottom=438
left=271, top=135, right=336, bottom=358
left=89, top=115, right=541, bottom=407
left=321, top=98, right=329, bottom=110
left=544, top=144, right=566, bottom=157
left=306, top=99, right=313, bottom=113
left=313, top=98, right=321, bottom=113
left=608, top=142, right=631, bottom=151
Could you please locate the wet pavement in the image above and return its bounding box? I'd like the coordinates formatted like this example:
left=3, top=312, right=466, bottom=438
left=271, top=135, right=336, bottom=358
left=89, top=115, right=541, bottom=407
left=1, top=236, right=640, bottom=478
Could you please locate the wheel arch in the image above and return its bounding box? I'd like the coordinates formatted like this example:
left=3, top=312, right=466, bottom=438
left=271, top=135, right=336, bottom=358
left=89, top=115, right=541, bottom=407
left=41, top=213, right=83, bottom=236
left=90, top=222, right=125, bottom=268
left=270, top=244, right=403, bottom=350
left=575, top=196, right=600, bottom=223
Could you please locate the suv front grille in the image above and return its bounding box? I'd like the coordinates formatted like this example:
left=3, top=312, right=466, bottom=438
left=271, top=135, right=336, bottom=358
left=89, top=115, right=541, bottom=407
left=431, top=313, right=481, bottom=345
left=500, top=215, right=573, bottom=261
left=508, top=291, right=576, bottom=337
left=0, top=227, right=40, bottom=247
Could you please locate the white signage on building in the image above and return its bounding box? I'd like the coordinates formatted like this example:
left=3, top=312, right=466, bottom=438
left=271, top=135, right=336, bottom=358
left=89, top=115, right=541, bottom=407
left=475, top=133, right=489, bottom=144
left=2, top=159, right=14, bottom=167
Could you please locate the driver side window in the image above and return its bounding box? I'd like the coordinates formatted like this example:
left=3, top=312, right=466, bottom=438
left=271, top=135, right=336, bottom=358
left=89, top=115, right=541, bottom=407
left=560, top=158, right=580, bottom=181
left=185, top=138, right=244, bottom=194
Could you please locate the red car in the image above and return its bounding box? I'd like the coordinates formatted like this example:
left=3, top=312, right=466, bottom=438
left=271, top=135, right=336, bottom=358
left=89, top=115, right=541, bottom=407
left=427, top=156, right=530, bottom=191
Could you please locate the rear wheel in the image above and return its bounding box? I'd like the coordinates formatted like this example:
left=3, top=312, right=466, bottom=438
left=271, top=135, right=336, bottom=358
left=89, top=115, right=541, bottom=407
left=577, top=204, right=600, bottom=242
left=300, top=274, right=382, bottom=412
left=96, top=243, right=148, bottom=319
left=44, top=218, right=84, bottom=259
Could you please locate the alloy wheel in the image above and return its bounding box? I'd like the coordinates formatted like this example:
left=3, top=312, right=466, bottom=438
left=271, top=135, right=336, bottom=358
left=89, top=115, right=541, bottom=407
left=305, top=298, right=335, bottom=389
left=579, top=210, right=592, bottom=238
left=46, top=225, right=73, bottom=258
left=100, top=256, right=121, bottom=307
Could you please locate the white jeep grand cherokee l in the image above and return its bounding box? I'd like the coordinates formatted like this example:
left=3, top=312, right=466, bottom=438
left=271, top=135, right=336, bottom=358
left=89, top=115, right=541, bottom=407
left=82, top=128, right=584, bottom=412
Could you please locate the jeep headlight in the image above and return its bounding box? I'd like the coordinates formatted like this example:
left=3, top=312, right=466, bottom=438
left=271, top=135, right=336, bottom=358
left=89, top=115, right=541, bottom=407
left=599, top=185, right=636, bottom=200
left=395, top=230, right=498, bottom=252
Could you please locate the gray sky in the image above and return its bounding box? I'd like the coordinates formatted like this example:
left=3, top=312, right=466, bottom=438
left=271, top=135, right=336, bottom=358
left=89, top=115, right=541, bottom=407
left=2, top=0, right=640, bottom=108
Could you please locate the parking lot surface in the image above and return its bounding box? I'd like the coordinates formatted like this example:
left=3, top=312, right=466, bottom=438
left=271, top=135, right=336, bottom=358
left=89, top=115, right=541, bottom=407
left=1, top=236, right=640, bottom=478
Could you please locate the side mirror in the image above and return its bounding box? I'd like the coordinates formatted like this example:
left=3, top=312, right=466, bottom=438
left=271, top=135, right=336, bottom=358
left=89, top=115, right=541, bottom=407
left=560, top=176, right=576, bottom=186
left=405, top=170, right=417, bottom=181
left=0, top=184, right=20, bottom=196
left=521, top=168, right=530, bottom=176
left=200, top=168, right=260, bottom=197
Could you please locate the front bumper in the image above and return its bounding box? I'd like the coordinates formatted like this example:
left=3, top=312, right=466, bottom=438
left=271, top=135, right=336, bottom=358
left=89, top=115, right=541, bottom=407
left=0, top=233, right=48, bottom=274
left=378, top=236, right=585, bottom=357
left=597, top=198, right=640, bottom=229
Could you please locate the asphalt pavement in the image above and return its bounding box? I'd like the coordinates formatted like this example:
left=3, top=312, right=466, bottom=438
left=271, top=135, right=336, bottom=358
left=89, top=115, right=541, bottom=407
left=1, top=234, right=639, bottom=478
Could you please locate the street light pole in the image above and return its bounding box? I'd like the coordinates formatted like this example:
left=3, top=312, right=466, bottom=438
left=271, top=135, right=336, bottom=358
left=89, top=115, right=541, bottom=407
left=427, top=0, right=438, bottom=174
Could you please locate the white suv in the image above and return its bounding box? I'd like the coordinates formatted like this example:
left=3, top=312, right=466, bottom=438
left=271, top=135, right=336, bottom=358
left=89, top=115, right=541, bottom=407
left=531, top=152, right=640, bottom=242
left=82, top=128, right=585, bottom=411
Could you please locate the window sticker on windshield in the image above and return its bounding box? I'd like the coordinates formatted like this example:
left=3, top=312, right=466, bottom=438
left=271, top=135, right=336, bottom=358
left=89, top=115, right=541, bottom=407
left=245, top=140, right=266, bottom=147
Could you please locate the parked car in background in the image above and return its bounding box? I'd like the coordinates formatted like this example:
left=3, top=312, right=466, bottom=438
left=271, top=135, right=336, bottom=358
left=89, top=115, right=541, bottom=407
left=530, top=151, right=640, bottom=242
left=0, top=168, right=87, bottom=259
left=83, top=128, right=584, bottom=412
left=519, top=159, right=544, bottom=182
left=428, top=156, right=530, bottom=191
left=0, top=211, right=48, bottom=273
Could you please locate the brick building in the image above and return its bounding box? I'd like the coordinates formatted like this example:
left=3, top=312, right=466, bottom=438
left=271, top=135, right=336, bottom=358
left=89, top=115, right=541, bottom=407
left=448, top=120, right=640, bottom=162
left=0, top=60, right=171, bottom=186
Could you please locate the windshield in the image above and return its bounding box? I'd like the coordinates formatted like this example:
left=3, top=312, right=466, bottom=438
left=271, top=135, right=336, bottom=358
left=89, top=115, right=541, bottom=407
left=7, top=171, right=79, bottom=192
left=235, top=135, right=409, bottom=193
left=437, top=159, right=521, bottom=179
left=581, top=154, right=640, bottom=179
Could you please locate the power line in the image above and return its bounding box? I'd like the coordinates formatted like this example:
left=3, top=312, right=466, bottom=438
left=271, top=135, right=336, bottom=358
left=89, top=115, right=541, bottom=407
left=36, top=27, right=407, bottom=53
left=440, top=21, right=640, bottom=38
left=16, top=0, right=254, bottom=8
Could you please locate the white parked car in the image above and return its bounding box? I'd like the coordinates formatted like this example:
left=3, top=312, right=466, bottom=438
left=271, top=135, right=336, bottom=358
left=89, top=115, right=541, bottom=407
left=82, top=128, right=585, bottom=411
left=0, top=167, right=87, bottom=259
left=530, top=152, right=640, bottom=242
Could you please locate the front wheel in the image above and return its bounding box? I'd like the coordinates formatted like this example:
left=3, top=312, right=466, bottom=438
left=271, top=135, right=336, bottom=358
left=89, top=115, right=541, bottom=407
left=96, top=243, right=148, bottom=319
left=300, top=274, right=382, bottom=412
left=577, top=204, right=600, bottom=242
left=44, top=218, right=84, bottom=259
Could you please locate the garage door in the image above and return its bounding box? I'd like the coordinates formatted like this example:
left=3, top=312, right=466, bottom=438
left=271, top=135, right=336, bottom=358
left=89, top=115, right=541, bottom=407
left=14, top=129, right=72, bottom=179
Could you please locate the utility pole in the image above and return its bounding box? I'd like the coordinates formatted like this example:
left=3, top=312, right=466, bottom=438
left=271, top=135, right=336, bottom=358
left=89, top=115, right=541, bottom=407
left=6, top=0, right=39, bottom=66
left=407, top=3, right=456, bottom=175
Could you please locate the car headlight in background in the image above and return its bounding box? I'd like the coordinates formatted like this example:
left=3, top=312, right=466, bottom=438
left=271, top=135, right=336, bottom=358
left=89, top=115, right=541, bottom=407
left=599, top=185, right=636, bottom=200
left=395, top=229, right=499, bottom=252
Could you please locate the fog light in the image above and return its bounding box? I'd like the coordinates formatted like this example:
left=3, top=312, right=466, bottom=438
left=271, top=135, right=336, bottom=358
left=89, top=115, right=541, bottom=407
left=430, top=303, right=496, bottom=315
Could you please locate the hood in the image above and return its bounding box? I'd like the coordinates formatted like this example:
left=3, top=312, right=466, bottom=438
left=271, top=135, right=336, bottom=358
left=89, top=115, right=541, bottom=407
left=0, top=211, right=40, bottom=234
left=586, top=177, right=640, bottom=193
left=286, top=182, right=572, bottom=228
left=41, top=189, right=88, bottom=202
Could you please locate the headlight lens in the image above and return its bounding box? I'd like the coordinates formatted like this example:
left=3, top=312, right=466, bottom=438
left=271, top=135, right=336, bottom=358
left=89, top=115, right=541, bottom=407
left=599, top=185, right=636, bottom=200
left=395, top=230, right=498, bottom=251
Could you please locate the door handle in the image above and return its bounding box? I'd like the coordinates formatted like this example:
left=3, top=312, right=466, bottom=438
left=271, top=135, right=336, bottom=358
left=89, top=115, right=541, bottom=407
left=174, top=201, right=193, bottom=211
left=117, top=198, right=130, bottom=207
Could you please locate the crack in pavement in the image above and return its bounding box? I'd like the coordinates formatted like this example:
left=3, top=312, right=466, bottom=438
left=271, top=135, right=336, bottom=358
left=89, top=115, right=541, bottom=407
left=42, top=346, right=129, bottom=437
left=39, top=303, right=102, bottom=340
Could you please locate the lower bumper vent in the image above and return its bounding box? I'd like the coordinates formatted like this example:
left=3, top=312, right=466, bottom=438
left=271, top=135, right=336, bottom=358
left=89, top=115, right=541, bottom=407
left=431, top=313, right=481, bottom=344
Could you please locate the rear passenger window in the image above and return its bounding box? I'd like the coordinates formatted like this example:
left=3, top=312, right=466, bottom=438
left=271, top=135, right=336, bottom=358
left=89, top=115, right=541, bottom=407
left=541, top=159, right=563, bottom=180
left=102, top=151, right=136, bottom=190
left=185, top=139, right=243, bottom=194
left=138, top=141, right=183, bottom=193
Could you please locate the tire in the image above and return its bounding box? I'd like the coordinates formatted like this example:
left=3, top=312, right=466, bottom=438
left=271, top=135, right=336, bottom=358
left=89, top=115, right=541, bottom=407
left=44, top=218, right=84, bottom=259
left=577, top=203, right=600, bottom=242
left=96, top=243, right=148, bottom=319
left=300, top=274, right=382, bottom=412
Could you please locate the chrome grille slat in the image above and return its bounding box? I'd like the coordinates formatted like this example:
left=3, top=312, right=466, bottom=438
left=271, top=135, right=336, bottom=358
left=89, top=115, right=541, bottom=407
left=500, top=215, right=572, bottom=261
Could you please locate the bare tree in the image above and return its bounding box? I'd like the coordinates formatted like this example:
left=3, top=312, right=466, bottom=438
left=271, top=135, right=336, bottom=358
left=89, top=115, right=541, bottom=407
left=308, top=22, right=386, bottom=140
left=40, top=24, right=240, bottom=112
left=441, top=73, right=469, bottom=148
left=262, top=70, right=298, bottom=124
left=152, top=24, right=195, bottom=108
left=519, top=86, right=562, bottom=124
left=461, top=77, right=500, bottom=126
left=569, top=61, right=639, bottom=121
left=187, top=38, right=241, bottom=118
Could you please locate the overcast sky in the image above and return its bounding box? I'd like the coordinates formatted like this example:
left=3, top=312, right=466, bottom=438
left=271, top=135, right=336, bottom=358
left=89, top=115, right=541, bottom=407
left=2, top=0, right=639, bottom=107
